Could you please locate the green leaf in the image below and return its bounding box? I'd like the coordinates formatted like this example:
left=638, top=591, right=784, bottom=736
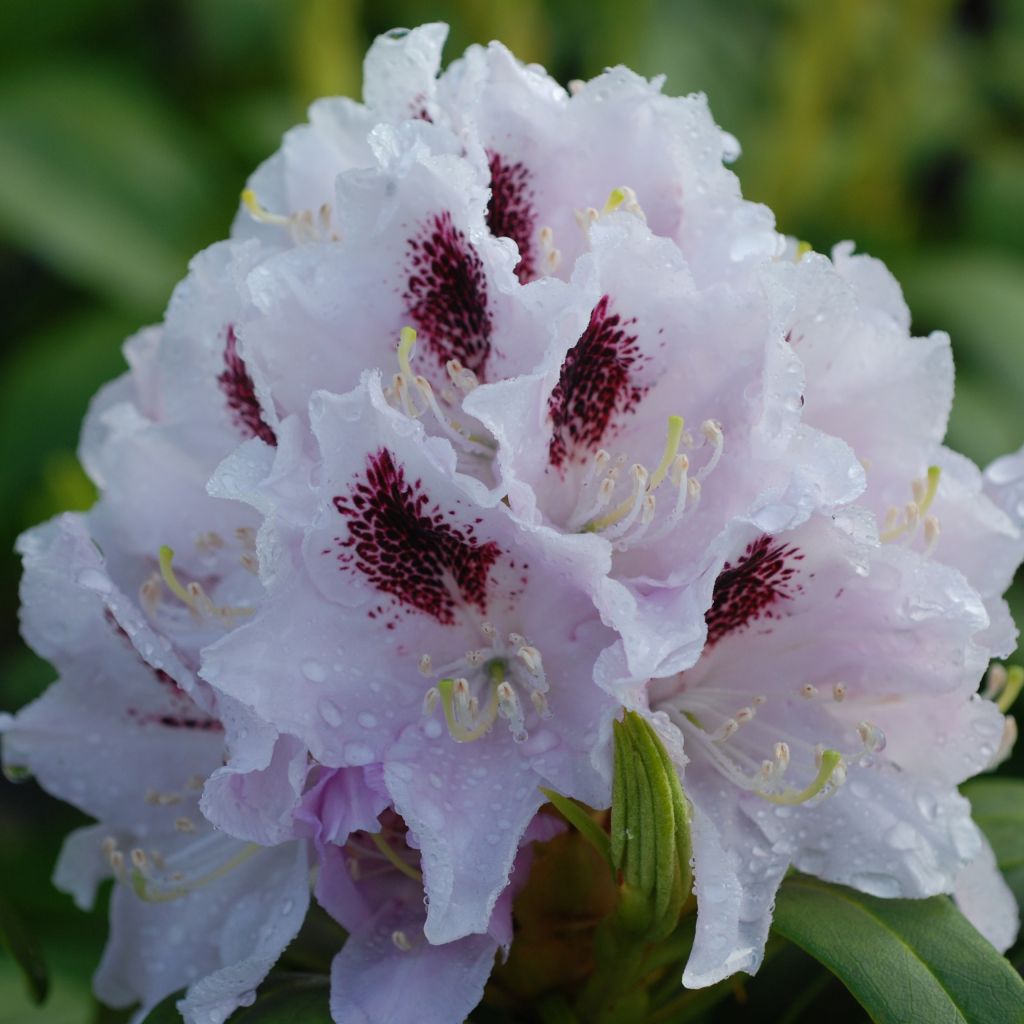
left=961, top=777, right=1024, bottom=908
left=0, top=891, right=48, bottom=1004
left=232, top=975, right=332, bottom=1023
left=0, top=63, right=222, bottom=311
left=540, top=787, right=613, bottom=870
left=772, top=874, right=1024, bottom=1024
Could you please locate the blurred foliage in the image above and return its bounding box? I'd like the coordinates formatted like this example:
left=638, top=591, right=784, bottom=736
left=1, top=0, right=1022, bottom=1019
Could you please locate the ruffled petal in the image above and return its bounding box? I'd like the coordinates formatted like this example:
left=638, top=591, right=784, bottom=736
left=330, top=903, right=497, bottom=1024
left=94, top=839, right=310, bottom=1023
left=954, top=834, right=1020, bottom=953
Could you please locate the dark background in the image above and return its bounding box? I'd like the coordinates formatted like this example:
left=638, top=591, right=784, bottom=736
left=1, top=1, right=1022, bottom=1019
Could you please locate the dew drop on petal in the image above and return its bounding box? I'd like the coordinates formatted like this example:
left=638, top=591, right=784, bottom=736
left=885, top=822, right=919, bottom=852
left=357, top=712, right=378, bottom=729
left=76, top=568, right=111, bottom=594
left=344, top=742, right=374, bottom=765
left=302, top=659, right=328, bottom=683
left=318, top=698, right=343, bottom=728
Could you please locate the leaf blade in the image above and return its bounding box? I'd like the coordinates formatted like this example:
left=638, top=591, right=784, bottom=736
left=772, top=875, right=1024, bottom=1024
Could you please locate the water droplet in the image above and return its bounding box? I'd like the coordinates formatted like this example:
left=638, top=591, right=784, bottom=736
left=422, top=718, right=443, bottom=739
left=972, top=714, right=1000, bottom=737
left=849, top=780, right=871, bottom=799
left=344, top=742, right=374, bottom=765
left=281, top=899, right=294, bottom=915
left=704, top=882, right=728, bottom=904
left=302, top=660, right=327, bottom=683
left=885, top=822, right=918, bottom=852
left=76, top=568, right=111, bottom=593
left=429, top=773, right=443, bottom=790
left=318, top=698, right=343, bottom=728
left=357, top=712, right=378, bottom=729
left=850, top=872, right=901, bottom=898
left=914, top=791, right=938, bottom=820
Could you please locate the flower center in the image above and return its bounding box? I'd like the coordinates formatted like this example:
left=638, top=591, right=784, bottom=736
left=420, top=621, right=550, bottom=744
left=565, top=414, right=724, bottom=551
left=657, top=679, right=886, bottom=806
left=101, top=776, right=257, bottom=904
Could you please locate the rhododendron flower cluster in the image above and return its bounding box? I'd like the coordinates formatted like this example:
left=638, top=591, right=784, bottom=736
left=3, top=23, right=1022, bottom=1024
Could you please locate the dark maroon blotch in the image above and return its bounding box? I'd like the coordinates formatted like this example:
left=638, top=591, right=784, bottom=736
left=704, top=536, right=804, bottom=647
left=331, top=448, right=501, bottom=625
left=218, top=325, right=277, bottom=446
left=405, top=212, right=493, bottom=379
left=486, top=150, right=537, bottom=284
left=547, top=296, right=647, bottom=467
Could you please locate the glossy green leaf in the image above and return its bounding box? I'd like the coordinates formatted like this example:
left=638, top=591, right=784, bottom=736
left=772, top=874, right=1024, bottom=1024
left=962, top=777, right=1024, bottom=908
left=0, top=891, right=48, bottom=1004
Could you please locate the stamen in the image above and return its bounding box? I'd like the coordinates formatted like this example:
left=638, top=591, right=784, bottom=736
left=697, top=420, right=724, bottom=480
left=241, top=189, right=337, bottom=242
left=880, top=467, right=941, bottom=543
left=539, top=225, right=561, bottom=273
left=392, top=930, right=413, bottom=951
left=496, top=681, right=527, bottom=742
left=759, top=749, right=844, bottom=806
left=984, top=663, right=1008, bottom=700
left=832, top=682, right=847, bottom=702
left=857, top=721, right=887, bottom=753
left=422, top=687, right=439, bottom=717
left=801, top=684, right=818, bottom=699
left=389, top=327, right=494, bottom=456
left=368, top=831, right=422, bottom=883
left=997, top=666, right=1024, bottom=714
left=437, top=677, right=498, bottom=743
left=241, top=189, right=291, bottom=227
left=157, top=546, right=252, bottom=623
left=131, top=843, right=259, bottom=903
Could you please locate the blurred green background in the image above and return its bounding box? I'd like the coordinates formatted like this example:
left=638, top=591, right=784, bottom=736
left=1, top=0, right=1022, bottom=1020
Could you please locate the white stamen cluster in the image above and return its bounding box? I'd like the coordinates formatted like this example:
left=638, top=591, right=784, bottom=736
left=421, top=621, right=550, bottom=743
left=568, top=415, right=723, bottom=550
